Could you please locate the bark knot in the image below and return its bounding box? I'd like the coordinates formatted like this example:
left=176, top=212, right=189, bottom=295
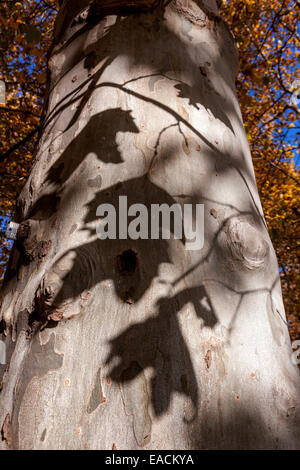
left=225, top=216, right=269, bottom=270
left=16, top=219, right=52, bottom=265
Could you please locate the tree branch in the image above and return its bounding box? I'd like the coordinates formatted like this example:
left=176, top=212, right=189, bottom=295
left=0, top=106, right=40, bottom=118
left=0, top=127, right=39, bottom=163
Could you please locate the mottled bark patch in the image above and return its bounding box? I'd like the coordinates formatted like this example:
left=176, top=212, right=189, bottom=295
left=266, top=293, right=284, bottom=346
left=88, top=175, right=102, bottom=188
left=69, top=224, right=78, bottom=234
left=87, top=367, right=106, bottom=414
left=121, top=361, right=152, bottom=447
left=11, top=333, right=63, bottom=449
left=16, top=219, right=52, bottom=265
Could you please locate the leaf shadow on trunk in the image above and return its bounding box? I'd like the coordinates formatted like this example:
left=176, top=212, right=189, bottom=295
left=25, top=102, right=263, bottom=422
left=44, top=167, right=213, bottom=310
left=46, top=108, right=140, bottom=188
left=105, top=285, right=217, bottom=419
left=28, top=109, right=223, bottom=419
left=40, top=7, right=262, bottom=217
left=33, top=172, right=219, bottom=419
left=45, top=10, right=236, bottom=136
left=0, top=5, right=274, bottom=436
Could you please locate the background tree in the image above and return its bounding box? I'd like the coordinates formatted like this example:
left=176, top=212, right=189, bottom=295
left=222, top=0, right=300, bottom=341
left=0, top=0, right=299, bottom=450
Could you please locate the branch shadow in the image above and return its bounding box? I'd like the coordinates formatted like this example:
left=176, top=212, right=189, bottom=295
left=45, top=10, right=236, bottom=136
left=50, top=167, right=218, bottom=307
left=8, top=6, right=272, bottom=429
left=106, top=286, right=217, bottom=419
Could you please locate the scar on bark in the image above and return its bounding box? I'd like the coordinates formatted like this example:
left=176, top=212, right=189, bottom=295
left=15, top=220, right=52, bottom=265
left=40, top=428, right=47, bottom=442
left=204, top=350, right=212, bottom=369
left=87, top=367, right=106, bottom=414
left=117, top=249, right=138, bottom=274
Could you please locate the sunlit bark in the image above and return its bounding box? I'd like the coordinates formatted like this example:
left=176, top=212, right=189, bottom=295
left=0, top=0, right=299, bottom=450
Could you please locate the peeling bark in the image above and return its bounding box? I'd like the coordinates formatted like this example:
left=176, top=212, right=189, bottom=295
left=0, top=0, right=299, bottom=450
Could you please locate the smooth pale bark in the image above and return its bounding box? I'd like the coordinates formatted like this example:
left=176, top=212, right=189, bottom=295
left=0, top=0, right=299, bottom=450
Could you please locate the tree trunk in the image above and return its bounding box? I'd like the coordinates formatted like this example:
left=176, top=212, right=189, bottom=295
left=0, top=0, right=299, bottom=450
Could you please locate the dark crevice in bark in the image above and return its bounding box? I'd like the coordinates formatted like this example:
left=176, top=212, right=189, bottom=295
left=117, top=249, right=138, bottom=275
left=1, top=414, right=12, bottom=449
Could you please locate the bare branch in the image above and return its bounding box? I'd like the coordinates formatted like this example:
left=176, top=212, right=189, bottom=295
left=0, top=127, right=39, bottom=163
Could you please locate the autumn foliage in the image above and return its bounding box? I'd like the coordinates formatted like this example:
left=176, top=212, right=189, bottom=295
left=0, top=0, right=299, bottom=338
